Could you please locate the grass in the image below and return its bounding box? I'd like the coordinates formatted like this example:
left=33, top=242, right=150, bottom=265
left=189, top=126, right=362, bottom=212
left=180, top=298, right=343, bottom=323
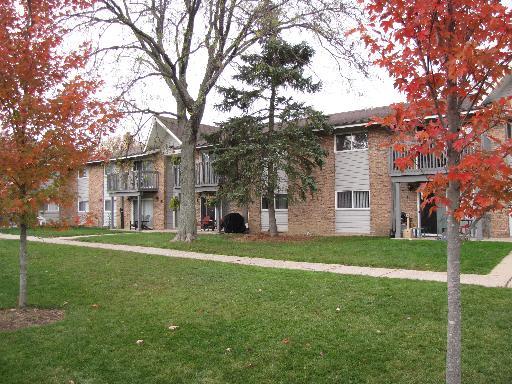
left=78, top=232, right=512, bottom=274
left=0, top=226, right=120, bottom=238
left=0, top=240, right=511, bottom=383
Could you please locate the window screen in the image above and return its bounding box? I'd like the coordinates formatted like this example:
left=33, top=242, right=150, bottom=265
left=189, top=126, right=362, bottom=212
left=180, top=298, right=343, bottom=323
left=353, top=191, right=370, bottom=208
left=275, top=194, right=288, bottom=209
left=337, top=191, right=352, bottom=208
left=78, top=201, right=89, bottom=212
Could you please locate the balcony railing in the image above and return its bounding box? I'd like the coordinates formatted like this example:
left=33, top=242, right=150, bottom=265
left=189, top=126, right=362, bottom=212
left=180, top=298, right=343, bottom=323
left=390, top=147, right=474, bottom=176
left=174, top=161, right=219, bottom=188
left=390, top=150, right=447, bottom=176
left=107, top=170, right=159, bottom=193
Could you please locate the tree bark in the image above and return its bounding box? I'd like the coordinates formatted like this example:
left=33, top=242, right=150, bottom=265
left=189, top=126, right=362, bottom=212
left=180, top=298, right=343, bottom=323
left=18, top=221, right=28, bottom=308
left=267, top=187, right=278, bottom=236
left=174, top=112, right=202, bottom=242
left=445, top=180, right=461, bottom=384
left=445, top=75, right=462, bottom=384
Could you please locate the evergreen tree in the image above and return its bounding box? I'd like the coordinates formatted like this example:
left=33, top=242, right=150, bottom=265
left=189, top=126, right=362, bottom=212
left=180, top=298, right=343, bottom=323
left=207, top=38, right=331, bottom=236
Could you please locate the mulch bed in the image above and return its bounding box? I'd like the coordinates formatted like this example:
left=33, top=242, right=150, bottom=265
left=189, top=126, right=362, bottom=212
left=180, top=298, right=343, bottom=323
left=233, top=233, right=317, bottom=243
left=0, top=308, right=65, bottom=331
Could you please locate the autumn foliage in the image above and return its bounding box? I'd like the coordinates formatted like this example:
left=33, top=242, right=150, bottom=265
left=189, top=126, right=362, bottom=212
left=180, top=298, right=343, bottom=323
left=360, top=0, right=512, bottom=220
left=0, top=0, right=119, bottom=224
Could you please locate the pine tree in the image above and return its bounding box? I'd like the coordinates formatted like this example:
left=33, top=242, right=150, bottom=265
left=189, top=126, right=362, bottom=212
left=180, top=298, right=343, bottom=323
left=207, top=38, right=331, bottom=236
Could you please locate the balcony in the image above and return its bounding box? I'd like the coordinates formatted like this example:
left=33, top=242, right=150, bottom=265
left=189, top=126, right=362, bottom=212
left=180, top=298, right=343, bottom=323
left=174, top=162, right=219, bottom=188
left=390, top=150, right=447, bottom=176
left=390, top=146, right=474, bottom=177
left=107, top=170, right=159, bottom=193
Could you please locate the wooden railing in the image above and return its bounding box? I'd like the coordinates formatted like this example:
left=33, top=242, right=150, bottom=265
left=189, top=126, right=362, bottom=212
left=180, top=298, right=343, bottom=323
left=107, top=170, right=159, bottom=192
left=390, top=150, right=447, bottom=176
left=173, top=161, right=219, bottom=188
left=390, top=147, right=474, bottom=176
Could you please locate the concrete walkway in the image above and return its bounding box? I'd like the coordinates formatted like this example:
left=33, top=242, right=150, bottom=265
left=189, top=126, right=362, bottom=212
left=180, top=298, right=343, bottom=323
left=1, top=234, right=511, bottom=288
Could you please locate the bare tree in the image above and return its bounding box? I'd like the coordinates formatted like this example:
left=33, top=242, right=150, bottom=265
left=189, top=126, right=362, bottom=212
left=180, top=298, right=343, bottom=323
left=84, top=0, right=366, bottom=241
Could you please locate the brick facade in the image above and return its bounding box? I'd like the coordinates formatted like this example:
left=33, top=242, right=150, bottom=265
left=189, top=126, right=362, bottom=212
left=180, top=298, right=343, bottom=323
left=368, top=128, right=393, bottom=236
left=152, top=154, right=167, bottom=230
left=287, top=135, right=336, bottom=235
left=88, top=164, right=104, bottom=227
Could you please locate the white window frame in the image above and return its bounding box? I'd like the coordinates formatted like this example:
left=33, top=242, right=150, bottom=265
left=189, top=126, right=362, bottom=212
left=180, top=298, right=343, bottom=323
left=43, top=203, right=59, bottom=212
left=334, top=132, right=369, bottom=153
left=335, top=190, right=370, bottom=210
left=78, top=168, right=88, bottom=179
left=78, top=200, right=89, bottom=213
left=261, top=194, right=288, bottom=211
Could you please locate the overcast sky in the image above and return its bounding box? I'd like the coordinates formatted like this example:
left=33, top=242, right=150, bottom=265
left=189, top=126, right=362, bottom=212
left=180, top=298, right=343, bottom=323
left=89, top=1, right=510, bottom=140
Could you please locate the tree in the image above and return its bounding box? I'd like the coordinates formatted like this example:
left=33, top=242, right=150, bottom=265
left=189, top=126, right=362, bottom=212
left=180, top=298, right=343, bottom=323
left=87, top=0, right=366, bottom=242
left=0, top=0, right=119, bottom=308
left=206, top=38, right=331, bottom=236
left=359, top=1, right=512, bottom=383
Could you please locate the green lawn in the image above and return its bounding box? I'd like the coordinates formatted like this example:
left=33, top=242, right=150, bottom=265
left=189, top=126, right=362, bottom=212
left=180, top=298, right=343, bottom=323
left=79, top=232, right=512, bottom=274
left=0, top=240, right=511, bottom=383
left=0, top=226, right=120, bottom=238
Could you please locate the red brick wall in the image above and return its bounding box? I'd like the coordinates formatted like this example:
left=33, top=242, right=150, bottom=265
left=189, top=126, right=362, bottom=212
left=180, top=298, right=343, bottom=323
left=288, top=135, right=336, bottom=235
left=400, top=183, right=419, bottom=228
left=486, top=123, right=511, bottom=237
left=368, top=128, right=393, bottom=236
left=88, top=164, right=104, bottom=227
left=152, top=154, right=167, bottom=230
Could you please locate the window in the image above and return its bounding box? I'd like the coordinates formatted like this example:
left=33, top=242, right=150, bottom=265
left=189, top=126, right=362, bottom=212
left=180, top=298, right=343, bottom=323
left=133, top=160, right=153, bottom=171
left=104, top=163, right=115, bottom=175
left=43, top=203, right=59, bottom=212
left=335, top=132, right=368, bottom=151
left=78, top=168, right=88, bottom=178
left=78, top=200, right=89, bottom=212
left=261, top=194, right=288, bottom=210
left=336, top=191, right=370, bottom=209
left=104, top=199, right=112, bottom=212
left=507, top=122, right=512, bottom=140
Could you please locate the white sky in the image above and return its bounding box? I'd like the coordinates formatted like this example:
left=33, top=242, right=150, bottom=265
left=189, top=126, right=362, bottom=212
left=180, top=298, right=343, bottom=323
left=88, top=0, right=511, bottom=140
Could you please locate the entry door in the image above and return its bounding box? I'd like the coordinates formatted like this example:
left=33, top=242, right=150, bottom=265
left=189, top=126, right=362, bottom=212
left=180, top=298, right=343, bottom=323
left=420, top=195, right=438, bottom=235
left=200, top=197, right=216, bottom=220
left=132, top=199, right=154, bottom=228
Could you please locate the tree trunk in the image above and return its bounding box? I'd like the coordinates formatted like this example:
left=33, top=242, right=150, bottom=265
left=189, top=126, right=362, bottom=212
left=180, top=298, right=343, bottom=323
left=267, top=188, right=278, bottom=236
left=18, top=221, right=28, bottom=308
left=445, top=75, right=462, bottom=384
left=266, top=81, right=278, bottom=237
left=446, top=180, right=461, bottom=384
left=174, top=113, right=202, bottom=242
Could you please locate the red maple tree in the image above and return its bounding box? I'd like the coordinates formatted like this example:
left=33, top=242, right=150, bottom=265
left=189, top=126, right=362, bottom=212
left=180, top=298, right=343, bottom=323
left=0, top=0, right=119, bottom=308
left=360, top=1, right=512, bottom=383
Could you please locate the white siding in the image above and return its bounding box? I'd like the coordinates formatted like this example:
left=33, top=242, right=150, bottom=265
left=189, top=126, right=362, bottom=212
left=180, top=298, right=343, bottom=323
left=261, top=210, right=288, bottom=232
left=335, top=145, right=370, bottom=233
left=335, top=210, right=371, bottom=234
left=103, top=173, right=115, bottom=227
left=335, top=150, right=370, bottom=190
left=77, top=170, right=89, bottom=224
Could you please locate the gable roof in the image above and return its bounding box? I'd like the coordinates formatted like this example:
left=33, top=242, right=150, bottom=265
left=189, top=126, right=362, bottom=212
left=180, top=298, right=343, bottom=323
left=483, top=75, right=512, bottom=105
left=327, top=105, right=393, bottom=126
left=156, top=116, right=218, bottom=146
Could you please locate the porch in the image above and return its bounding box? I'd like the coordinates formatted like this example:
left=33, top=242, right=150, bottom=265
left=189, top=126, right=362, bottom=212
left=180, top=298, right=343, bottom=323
left=173, top=162, right=219, bottom=191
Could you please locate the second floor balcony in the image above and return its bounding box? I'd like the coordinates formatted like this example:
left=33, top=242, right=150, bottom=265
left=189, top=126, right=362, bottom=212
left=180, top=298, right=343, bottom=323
left=390, top=146, right=474, bottom=177
left=173, top=161, right=219, bottom=188
left=390, top=149, right=447, bottom=176
left=107, top=170, right=159, bottom=193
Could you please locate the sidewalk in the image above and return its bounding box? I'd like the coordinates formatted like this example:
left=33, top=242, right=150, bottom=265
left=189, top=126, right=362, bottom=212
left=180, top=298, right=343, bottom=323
left=1, top=234, right=511, bottom=288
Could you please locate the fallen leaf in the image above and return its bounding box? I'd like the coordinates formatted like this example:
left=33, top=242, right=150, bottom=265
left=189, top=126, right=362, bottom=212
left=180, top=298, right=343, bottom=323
left=91, top=304, right=100, bottom=309
left=136, top=339, right=144, bottom=345
left=336, top=307, right=341, bottom=312
left=225, top=347, right=232, bottom=352
left=281, top=338, right=290, bottom=345
left=168, top=325, right=179, bottom=331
